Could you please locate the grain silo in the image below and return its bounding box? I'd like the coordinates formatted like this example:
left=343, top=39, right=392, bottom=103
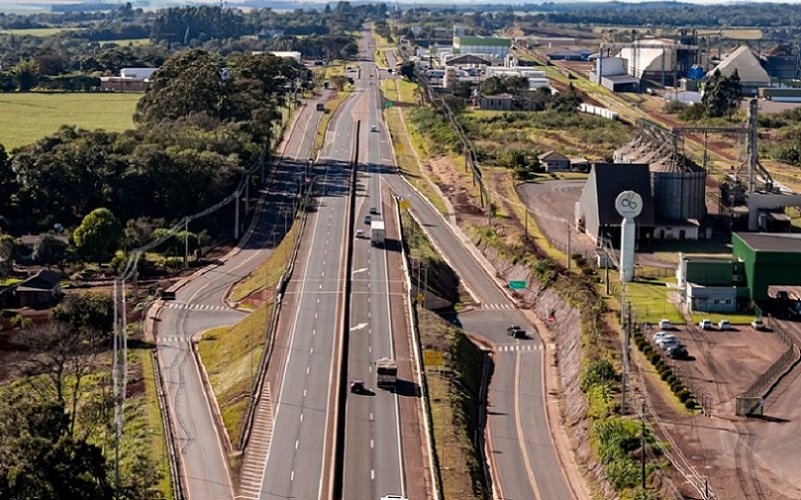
left=615, top=120, right=707, bottom=223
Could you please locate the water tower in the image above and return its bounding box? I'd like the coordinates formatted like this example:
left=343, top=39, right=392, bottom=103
left=615, top=191, right=643, bottom=282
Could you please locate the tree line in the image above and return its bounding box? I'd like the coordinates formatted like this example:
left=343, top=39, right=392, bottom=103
left=0, top=49, right=305, bottom=248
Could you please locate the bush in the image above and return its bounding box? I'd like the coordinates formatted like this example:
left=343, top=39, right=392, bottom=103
left=659, top=368, right=672, bottom=381
left=648, top=351, right=660, bottom=365
left=685, top=398, right=698, bottom=410
left=581, top=266, right=594, bottom=275
left=663, top=99, right=687, bottom=114
left=581, top=359, right=617, bottom=393
left=677, top=389, right=691, bottom=403
left=671, top=381, right=683, bottom=393
left=678, top=102, right=705, bottom=121
left=666, top=374, right=677, bottom=386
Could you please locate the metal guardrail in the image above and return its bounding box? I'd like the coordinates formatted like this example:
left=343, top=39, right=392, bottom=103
left=395, top=198, right=444, bottom=500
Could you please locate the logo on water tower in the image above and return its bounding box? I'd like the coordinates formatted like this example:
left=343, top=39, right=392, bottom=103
left=615, top=191, right=643, bottom=219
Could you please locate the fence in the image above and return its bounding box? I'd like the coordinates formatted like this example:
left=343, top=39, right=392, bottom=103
left=737, top=318, right=800, bottom=413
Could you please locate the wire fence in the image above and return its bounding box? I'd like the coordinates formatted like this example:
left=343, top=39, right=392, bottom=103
left=740, top=318, right=800, bottom=399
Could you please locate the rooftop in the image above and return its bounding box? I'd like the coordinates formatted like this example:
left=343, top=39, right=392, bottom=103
left=455, top=35, right=511, bottom=47
left=736, top=232, right=801, bottom=253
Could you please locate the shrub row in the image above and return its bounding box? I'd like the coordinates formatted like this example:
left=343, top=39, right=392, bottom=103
left=632, top=328, right=698, bottom=410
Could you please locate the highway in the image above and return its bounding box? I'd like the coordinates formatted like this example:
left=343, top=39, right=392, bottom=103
left=342, top=43, right=406, bottom=499
left=256, top=86, right=359, bottom=498
left=368, top=29, right=576, bottom=500
left=154, top=92, right=326, bottom=500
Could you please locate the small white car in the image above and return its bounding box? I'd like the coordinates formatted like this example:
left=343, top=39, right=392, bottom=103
left=355, top=229, right=365, bottom=239
left=656, top=334, right=678, bottom=348
left=658, top=319, right=673, bottom=330
left=698, top=319, right=713, bottom=330
left=751, top=318, right=767, bottom=331
left=652, top=331, right=671, bottom=343
left=718, top=319, right=731, bottom=330
left=370, top=125, right=378, bottom=132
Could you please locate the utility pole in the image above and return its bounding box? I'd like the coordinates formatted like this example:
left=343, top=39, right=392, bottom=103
left=566, top=222, right=571, bottom=268
left=234, top=190, right=240, bottom=240
left=640, top=404, right=646, bottom=489
left=184, top=218, right=189, bottom=269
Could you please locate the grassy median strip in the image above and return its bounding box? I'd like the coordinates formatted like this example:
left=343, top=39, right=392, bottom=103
left=313, top=90, right=349, bottom=159
left=381, top=78, right=450, bottom=215
left=419, top=309, right=487, bottom=500
left=198, top=302, right=271, bottom=442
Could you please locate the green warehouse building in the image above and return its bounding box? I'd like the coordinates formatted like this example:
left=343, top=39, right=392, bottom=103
left=732, top=232, right=801, bottom=301
left=677, top=232, right=801, bottom=312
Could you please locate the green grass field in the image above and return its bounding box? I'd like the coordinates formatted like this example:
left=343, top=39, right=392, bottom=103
left=99, top=38, right=151, bottom=46
left=0, top=92, right=141, bottom=150
left=0, top=27, right=80, bottom=37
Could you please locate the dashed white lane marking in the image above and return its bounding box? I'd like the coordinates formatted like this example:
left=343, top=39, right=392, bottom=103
left=290, top=471, right=295, bottom=482
left=307, top=366, right=310, bottom=374
left=303, top=389, right=307, bottom=397
left=300, top=413, right=304, bottom=422
left=370, top=439, right=374, bottom=449
left=295, top=440, right=299, bottom=450
left=371, top=470, right=375, bottom=481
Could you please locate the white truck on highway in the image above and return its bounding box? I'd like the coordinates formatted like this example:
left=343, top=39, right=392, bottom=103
left=370, top=219, right=385, bottom=247
left=375, top=357, right=397, bottom=389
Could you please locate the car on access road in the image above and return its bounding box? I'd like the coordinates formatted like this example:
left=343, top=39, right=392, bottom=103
left=751, top=318, right=768, bottom=331
left=658, top=319, right=673, bottom=330
left=667, top=344, right=689, bottom=359
left=698, top=319, right=713, bottom=331
left=506, top=325, right=526, bottom=338
left=652, top=331, right=671, bottom=343
left=718, top=319, right=731, bottom=330
left=656, top=334, right=678, bottom=348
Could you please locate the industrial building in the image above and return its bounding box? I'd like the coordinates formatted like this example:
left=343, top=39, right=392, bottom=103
left=732, top=232, right=801, bottom=301
left=708, top=45, right=771, bottom=95
left=677, top=233, right=801, bottom=312
left=614, top=121, right=709, bottom=240
left=574, top=163, right=656, bottom=246
left=453, top=35, right=511, bottom=58
left=590, top=57, right=641, bottom=92
left=619, top=39, right=677, bottom=81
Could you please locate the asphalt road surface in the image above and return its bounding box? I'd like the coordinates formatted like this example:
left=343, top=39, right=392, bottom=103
left=155, top=94, right=325, bottom=500
left=342, top=38, right=406, bottom=499
left=363, top=29, right=576, bottom=500
left=257, top=89, right=359, bottom=498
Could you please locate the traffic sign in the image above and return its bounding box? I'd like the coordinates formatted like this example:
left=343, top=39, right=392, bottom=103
left=424, top=350, right=444, bottom=367
left=384, top=101, right=393, bottom=108
left=399, top=199, right=410, bottom=210
left=508, top=280, right=527, bottom=290
left=416, top=293, right=425, bottom=303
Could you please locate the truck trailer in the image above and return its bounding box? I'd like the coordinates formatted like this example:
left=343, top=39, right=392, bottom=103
left=375, top=357, right=398, bottom=389
left=370, top=219, right=386, bottom=247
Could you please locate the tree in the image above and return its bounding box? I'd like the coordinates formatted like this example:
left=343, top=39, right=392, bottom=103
left=0, top=234, right=14, bottom=280
left=329, top=74, right=350, bottom=91
left=550, top=83, right=582, bottom=113
left=72, top=208, right=121, bottom=261
left=399, top=61, right=416, bottom=81
left=11, top=58, right=39, bottom=92
left=51, top=291, right=114, bottom=339
left=701, top=69, right=742, bottom=118
left=33, top=234, right=68, bottom=265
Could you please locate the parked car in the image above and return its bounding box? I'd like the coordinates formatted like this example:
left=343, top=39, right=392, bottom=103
left=370, top=207, right=379, bottom=215
left=698, top=319, right=713, bottom=330
left=667, top=344, right=689, bottom=359
left=661, top=338, right=682, bottom=351
left=652, top=331, right=671, bottom=343
left=658, top=319, right=673, bottom=330
left=370, top=124, right=378, bottom=132
left=751, top=318, right=768, bottom=331
left=656, top=334, right=678, bottom=348
left=364, top=214, right=371, bottom=224
left=718, top=319, right=731, bottom=330
left=355, top=229, right=365, bottom=239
